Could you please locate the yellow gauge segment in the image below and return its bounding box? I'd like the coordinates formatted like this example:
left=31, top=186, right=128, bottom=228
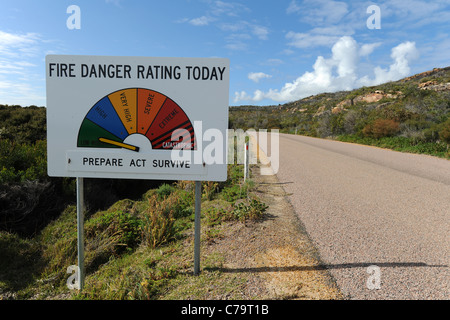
left=99, top=137, right=140, bottom=152
left=108, top=88, right=137, bottom=134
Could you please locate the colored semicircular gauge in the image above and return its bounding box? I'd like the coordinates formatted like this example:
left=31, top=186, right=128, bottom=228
left=77, top=88, right=196, bottom=151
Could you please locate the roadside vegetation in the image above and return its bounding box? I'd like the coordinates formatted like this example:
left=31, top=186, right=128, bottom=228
left=0, top=163, right=267, bottom=300
left=229, top=67, right=450, bottom=159
left=0, top=105, right=268, bottom=299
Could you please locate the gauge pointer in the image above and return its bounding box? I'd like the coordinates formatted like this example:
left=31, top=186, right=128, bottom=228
left=99, top=137, right=140, bottom=152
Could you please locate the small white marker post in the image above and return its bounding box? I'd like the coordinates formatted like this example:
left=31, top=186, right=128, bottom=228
left=244, top=141, right=249, bottom=182
left=76, top=177, right=85, bottom=290
left=194, top=181, right=202, bottom=275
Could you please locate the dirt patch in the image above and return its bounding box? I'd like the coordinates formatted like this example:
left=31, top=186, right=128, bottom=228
left=204, top=158, right=344, bottom=300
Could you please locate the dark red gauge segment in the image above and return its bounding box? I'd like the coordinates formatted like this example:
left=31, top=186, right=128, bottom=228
left=145, top=98, right=196, bottom=150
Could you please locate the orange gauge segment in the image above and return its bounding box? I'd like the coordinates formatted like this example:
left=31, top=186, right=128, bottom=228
left=137, top=89, right=166, bottom=134
left=108, top=88, right=137, bottom=134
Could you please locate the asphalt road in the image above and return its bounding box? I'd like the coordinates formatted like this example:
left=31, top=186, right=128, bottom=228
left=260, top=133, right=449, bottom=299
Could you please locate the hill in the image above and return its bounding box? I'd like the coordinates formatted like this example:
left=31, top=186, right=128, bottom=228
left=229, top=67, right=450, bottom=158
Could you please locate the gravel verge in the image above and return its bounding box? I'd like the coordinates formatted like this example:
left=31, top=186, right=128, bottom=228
left=203, top=159, right=344, bottom=300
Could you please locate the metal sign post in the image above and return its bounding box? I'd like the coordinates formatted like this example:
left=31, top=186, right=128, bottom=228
left=194, top=181, right=202, bottom=275
left=76, top=177, right=85, bottom=290
left=244, top=141, right=249, bottom=181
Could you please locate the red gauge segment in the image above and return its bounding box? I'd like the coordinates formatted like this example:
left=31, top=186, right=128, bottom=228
left=145, top=98, right=196, bottom=150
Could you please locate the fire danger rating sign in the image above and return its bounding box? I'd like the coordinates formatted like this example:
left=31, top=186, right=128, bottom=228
left=46, top=55, right=229, bottom=181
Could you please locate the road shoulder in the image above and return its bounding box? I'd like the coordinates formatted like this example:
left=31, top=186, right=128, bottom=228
left=207, top=159, right=344, bottom=299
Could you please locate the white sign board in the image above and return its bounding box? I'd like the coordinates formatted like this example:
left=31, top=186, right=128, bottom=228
left=46, top=55, right=229, bottom=181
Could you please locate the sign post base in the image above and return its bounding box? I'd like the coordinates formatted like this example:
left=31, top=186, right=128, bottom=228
left=194, top=181, right=201, bottom=275
left=76, top=177, right=85, bottom=290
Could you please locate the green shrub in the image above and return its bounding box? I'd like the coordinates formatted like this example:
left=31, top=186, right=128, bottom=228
left=84, top=209, right=142, bottom=271
left=0, top=231, right=42, bottom=293
left=337, top=134, right=448, bottom=158
left=173, top=189, right=194, bottom=218
left=220, top=183, right=248, bottom=202
left=227, top=164, right=244, bottom=184
left=141, top=194, right=177, bottom=248
left=202, top=181, right=219, bottom=201
left=0, top=139, right=47, bottom=184
left=0, top=105, right=46, bottom=145
left=439, top=118, right=450, bottom=145
left=231, top=199, right=268, bottom=222
left=204, top=207, right=228, bottom=227
left=156, top=183, right=175, bottom=200
left=423, top=124, right=441, bottom=142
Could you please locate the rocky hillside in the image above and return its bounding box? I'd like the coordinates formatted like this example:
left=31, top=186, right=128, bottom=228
left=229, top=67, right=450, bottom=158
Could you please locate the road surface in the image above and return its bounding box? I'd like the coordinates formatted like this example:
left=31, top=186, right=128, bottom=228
left=260, top=133, right=449, bottom=299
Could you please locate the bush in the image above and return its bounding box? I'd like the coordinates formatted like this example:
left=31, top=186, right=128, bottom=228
left=439, top=118, right=450, bottom=145
left=202, top=181, right=219, bottom=201
left=362, top=119, right=400, bottom=138
left=204, top=206, right=229, bottom=227
left=337, top=134, right=448, bottom=158
left=87, top=209, right=142, bottom=249
left=0, top=139, right=47, bottom=184
left=0, top=180, right=63, bottom=236
left=423, top=124, right=441, bottom=142
left=85, top=209, right=143, bottom=270
left=0, top=105, right=46, bottom=145
left=141, top=194, right=177, bottom=248
left=156, top=183, right=175, bottom=200
left=220, top=183, right=248, bottom=202
left=231, top=199, right=268, bottom=222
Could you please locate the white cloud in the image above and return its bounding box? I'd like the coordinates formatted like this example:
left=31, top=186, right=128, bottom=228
left=224, top=41, right=248, bottom=51
left=286, top=31, right=339, bottom=49
left=359, top=42, right=382, bottom=57
left=210, top=1, right=250, bottom=17
left=0, top=81, right=45, bottom=106
left=0, top=31, right=40, bottom=56
left=234, top=91, right=252, bottom=102
left=286, top=0, right=301, bottom=14
left=221, top=21, right=269, bottom=51
left=189, top=16, right=215, bottom=26
left=179, top=2, right=268, bottom=51
left=0, top=30, right=46, bottom=106
left=264, top=58, right=284, bottom=66
left=331, top=35, right=358, bottom=78
left=359, top=41, right=419, bottom=86
left=235, top=36, right=420, bottom=103
left=291, top=0, right=349, bottom=26
left=248, top=72, right=272, bottom=83
left=220, top=21, right=269, bottom=40
left=182, top=1, right=251, bottom=27
left=0, top=31, right=42, bottom=74
left=282, top=49, right=294, bottom=55
left=105, top=0, right=121, bottom=7
left=286, top=25, right=354, bottom=49
left=224, top=33, right=250, bottom=50
left=251, top=25, right=269, bottom=40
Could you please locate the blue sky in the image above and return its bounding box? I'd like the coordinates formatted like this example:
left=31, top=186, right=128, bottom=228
left=0, top=0, right=449, bottom=107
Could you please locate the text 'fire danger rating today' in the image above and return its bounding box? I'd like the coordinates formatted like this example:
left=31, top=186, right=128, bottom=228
left=48, top=63, right=227, bottom=81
